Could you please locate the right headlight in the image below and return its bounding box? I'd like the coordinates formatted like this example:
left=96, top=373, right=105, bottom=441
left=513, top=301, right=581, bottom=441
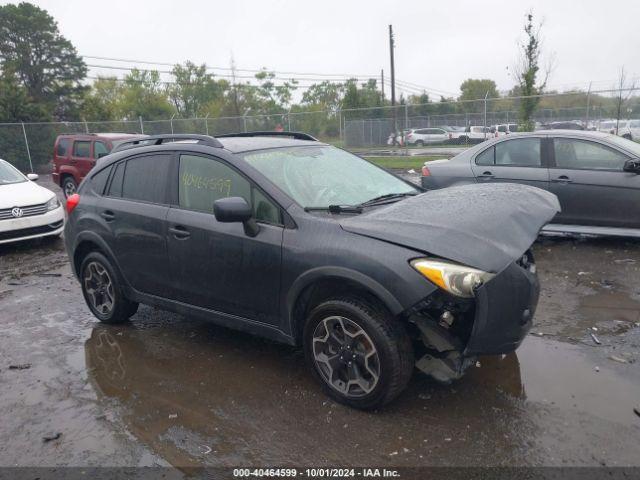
left=410, top=258, right=495, bottom=298
left=45, top=195, right=60, bottom=211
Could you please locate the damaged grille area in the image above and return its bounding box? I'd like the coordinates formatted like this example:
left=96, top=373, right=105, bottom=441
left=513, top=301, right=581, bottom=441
left=407, top=291, right=477, bottom=383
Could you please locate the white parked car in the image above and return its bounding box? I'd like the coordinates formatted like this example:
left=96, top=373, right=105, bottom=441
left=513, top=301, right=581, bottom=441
left=454, top=126, right=492, bottom=144
left=0, top=159, right=64, bottom=245
left=405, top=127, right=450, bottom=146
left=617, top=119, right=640, bottom=141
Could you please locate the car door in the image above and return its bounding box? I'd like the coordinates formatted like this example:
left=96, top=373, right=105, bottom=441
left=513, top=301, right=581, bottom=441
left=100, top=153, right=173, bottom=296
left=548, top=137, right=640, bottom=228
left=71, top=140, right=95, bottom=181
left=470, top=137, right=550, bottom=191
left=427, top=128, right=448, bottom=144
left=165, top=153, right=284, bottom=325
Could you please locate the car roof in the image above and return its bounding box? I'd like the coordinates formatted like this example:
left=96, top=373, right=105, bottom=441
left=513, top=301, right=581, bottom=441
left=217, top=136, right=326, bottom=153
left=58, top=133, right=145, bottom=140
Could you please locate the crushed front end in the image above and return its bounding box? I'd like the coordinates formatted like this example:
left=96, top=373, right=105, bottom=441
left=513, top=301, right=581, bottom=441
left=408, top=251, right=538, bottom=383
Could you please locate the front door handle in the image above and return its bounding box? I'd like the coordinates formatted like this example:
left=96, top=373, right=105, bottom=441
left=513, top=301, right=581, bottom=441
left=478, top=171, right=494, bottom=179
left=100, top=210, right=115, bottom=222
left=169, top=225, right=191, bottom=239
left=552, top=175, right=572, bottom=183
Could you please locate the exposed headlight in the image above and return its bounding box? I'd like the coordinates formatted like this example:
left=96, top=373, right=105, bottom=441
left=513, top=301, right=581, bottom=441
left=45, top=196, right=60, bottom=211
left=410, top=259, right=495, bottom=298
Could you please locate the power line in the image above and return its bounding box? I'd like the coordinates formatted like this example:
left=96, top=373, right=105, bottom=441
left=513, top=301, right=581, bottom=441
left=82, top=54, right=380, bottom=79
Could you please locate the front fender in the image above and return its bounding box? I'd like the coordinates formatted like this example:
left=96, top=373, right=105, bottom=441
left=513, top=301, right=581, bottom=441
left=285, top=266, right=405, bottom=333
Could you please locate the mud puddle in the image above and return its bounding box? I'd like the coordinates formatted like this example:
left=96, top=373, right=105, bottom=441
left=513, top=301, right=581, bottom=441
left=83, top=311, right=640, bottom=468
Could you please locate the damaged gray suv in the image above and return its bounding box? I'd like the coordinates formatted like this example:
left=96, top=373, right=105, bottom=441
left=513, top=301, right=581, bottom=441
left=64, top=132, right=560, bottom=409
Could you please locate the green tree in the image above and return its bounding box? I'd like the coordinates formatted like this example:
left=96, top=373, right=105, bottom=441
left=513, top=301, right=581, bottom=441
left=81, top=77, right=121, bottom=121
left=0, top=2, right=87, bottom=120
left=118, top=69, right=174, bottom=120
left=459, top=78, right=499, bottom=114
left=168, top=62, right=229, bottom=117
left=512, top=12, right=551, bottom=130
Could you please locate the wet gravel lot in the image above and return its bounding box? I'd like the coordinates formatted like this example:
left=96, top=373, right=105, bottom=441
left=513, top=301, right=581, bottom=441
left=1, top=176, right=639, bottom=471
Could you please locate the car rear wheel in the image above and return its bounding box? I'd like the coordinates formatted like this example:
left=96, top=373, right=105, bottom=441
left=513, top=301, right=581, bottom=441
left=80, top=252, right=138, bottom=324
left=62, top=176, right=77, bottom=198
left=303, top=297, right=414, bottom=409
left=415, top=140, right=424, bottom=147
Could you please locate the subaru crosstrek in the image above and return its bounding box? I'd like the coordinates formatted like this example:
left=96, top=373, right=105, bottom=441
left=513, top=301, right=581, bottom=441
left=64, top=132, right=560, bottom=409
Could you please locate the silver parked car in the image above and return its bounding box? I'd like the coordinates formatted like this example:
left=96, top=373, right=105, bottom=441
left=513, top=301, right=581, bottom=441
left=421, top=130, right=640, bottom=237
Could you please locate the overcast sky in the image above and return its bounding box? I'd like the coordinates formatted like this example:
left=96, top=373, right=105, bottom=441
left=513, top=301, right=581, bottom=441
left=7, top=0, right=640, bottom=98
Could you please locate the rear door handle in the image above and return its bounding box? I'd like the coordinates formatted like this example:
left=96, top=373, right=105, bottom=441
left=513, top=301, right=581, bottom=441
left=169, top=225, right=191, bottom=239
left=552, top=175, right=572, bottom=183
left=100, top=210, right=115, bottom=222
left=478, top=171, right=494, bottom=179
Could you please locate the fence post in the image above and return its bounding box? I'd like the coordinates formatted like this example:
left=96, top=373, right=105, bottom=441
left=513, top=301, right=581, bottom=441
left=204, top=114, right=210, bottom=136
left=84, top=120, right=89, bottom=134
left=170, top=114, right=175, bottom=134
left=483, top=91, right=489, bottom=139
left=338, top=110, right=342, bottom=143
left=243, top=115, right=247, bottom=133
left=585, top=82, right=592, bottom=128
left=139, top=116, right=144, bottom=134
left=404, top=103, right=409, bottom=156
left=21, top=123, right=34, bottom=173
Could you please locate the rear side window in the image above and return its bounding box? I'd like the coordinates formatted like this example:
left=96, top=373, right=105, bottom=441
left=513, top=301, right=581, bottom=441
left=56, top=138, right=70, bottom=157
left=94, top=141, right=110, bottom=159
left=107, top=162, right=124, bottom=197
left=73, top=141, right=91, bottom=158
left=122, top=154, right=171, bottom=204
left=495, top=138, right=541, bottom=167
left=91, top=167, right=111, bottom=195
left=475, top=146, right=495, bottom=165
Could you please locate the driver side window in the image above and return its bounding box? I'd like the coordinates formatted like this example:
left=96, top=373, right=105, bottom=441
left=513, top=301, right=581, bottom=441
left=178, top=154, right=281, bottom=225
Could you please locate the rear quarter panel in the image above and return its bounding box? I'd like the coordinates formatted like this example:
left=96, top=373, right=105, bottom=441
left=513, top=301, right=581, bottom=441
left=421, top=157, right=477, bottom=190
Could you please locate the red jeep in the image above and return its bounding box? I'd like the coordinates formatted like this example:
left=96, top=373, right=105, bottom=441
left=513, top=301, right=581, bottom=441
left=52, top=133, right=144, bottom=197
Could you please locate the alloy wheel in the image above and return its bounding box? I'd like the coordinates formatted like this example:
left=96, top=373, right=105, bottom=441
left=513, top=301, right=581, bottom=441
left=83, top=261, right=115, bottom=315
left=64, top=180, right=76, bottom=197
left=312, top=316, right=381, bottom=398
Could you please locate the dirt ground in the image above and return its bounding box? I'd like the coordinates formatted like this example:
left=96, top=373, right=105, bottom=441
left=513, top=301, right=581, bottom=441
left=0, top=176, right=639, bottom=472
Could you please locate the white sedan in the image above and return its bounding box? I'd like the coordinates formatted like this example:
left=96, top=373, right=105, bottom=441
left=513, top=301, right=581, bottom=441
left=0, top=159, right=64, bottom=245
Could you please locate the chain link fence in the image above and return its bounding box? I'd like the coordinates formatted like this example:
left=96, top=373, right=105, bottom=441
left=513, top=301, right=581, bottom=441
left=1, top=89, right=638, bottom=172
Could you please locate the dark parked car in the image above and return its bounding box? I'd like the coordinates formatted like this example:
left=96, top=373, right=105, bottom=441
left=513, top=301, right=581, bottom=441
left=53, top=133, right=146, bottom=198
left=64, top=132, right=559, bottom=409
left=421, top=130, right=640, bottom=237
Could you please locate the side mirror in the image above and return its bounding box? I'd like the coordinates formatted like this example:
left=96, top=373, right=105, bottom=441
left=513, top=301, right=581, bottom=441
left=213, top=197, right=259, bottom=237
left=97, top=152, right=109, bottom=159
left=623, top=159, right=640, bottom=174
left=27, top=173, right=39, bottom=181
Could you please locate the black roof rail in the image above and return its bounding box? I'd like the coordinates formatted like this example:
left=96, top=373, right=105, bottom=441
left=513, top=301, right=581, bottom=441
left=112, top=134, right=223, bottom=152
left=216, top=131, right=318, bottom=141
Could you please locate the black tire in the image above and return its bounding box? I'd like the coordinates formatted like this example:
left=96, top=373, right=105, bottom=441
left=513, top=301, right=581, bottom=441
left=62, top=176, right=77, bottom=198
left=415, top=140, right=424, bottom=147
left=79, top=251, right=138, bottom=324
left=623, top=134, right=632, bottom=140
left=458, top=136, right=468, bottom=144
left=303, top=296, right=414, bottom=409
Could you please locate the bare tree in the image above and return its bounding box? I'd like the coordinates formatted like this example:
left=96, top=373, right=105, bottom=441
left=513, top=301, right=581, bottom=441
left=511, top=11, right=554, bottom=131
left=614, top=67, right=636, bottom=134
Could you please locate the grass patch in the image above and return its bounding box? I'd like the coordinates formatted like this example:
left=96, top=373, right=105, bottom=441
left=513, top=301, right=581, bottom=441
left=363, top=155, right=446, bottom=169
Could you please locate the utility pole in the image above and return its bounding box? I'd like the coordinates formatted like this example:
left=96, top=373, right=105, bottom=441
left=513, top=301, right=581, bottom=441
left=389, top=25, right=397, bottom=138
left=381, top=69, right=385, bottom=102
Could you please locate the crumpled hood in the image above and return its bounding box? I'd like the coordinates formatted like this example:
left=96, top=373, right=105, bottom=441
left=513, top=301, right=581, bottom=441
left=340, top=183, right=560, bottom=273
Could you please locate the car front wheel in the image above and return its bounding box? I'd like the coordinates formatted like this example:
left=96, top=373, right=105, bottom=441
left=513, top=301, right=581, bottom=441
left=62, top=176, right=77, bottom=198
left=303, top=297, right=414, bottom=409
left=80, top=251, right=138, bottom=324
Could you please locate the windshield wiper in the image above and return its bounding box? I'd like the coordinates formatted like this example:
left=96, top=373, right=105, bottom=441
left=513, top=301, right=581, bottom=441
left=358, top=192, right=417, bottom=208
left=304, top=205, right=363, bottom=214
